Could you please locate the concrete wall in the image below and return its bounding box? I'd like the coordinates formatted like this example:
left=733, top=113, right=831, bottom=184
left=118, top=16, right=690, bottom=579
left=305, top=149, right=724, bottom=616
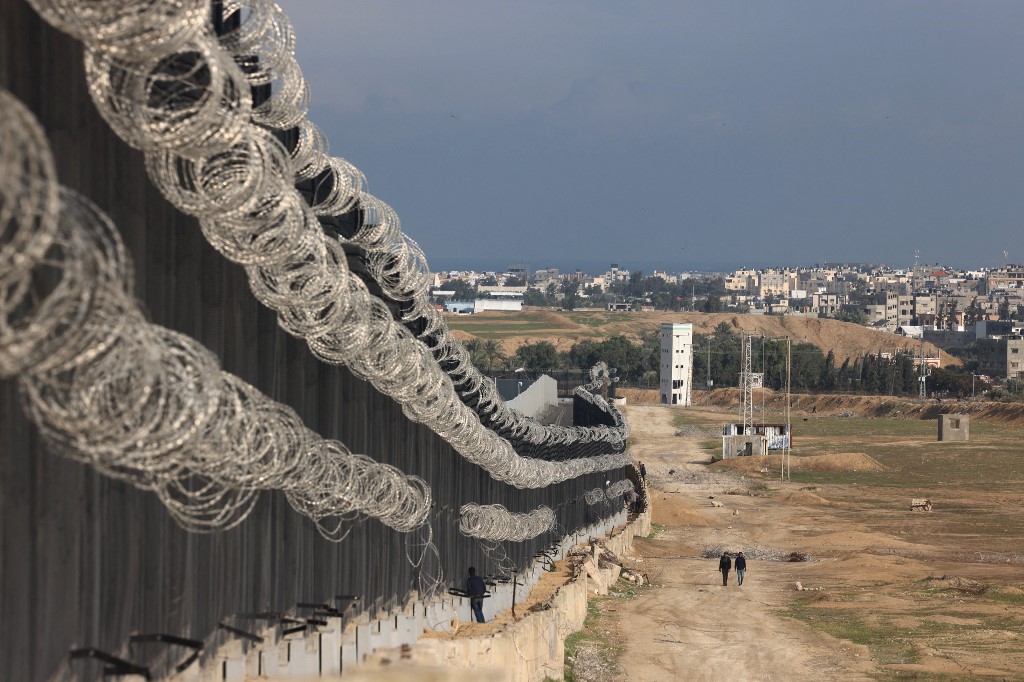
left=938, top=414, right=969, bottom=442
left=170, top=508, right=652, bottom=681
left=475, top=299, right=523, bottom=312
left=504, top=375, right=558, bottom=419
left=722, top=435, right=769, bottom=458
left=922, top=328, right=973, bottom=349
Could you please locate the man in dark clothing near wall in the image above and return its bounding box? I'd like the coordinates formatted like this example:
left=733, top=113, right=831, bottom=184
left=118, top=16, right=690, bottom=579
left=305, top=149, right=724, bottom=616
left=466, top=567, right=486, bottom=623
left=719, top=552, right=732, bottom=586
left=735, top=551, right=747, bottom=586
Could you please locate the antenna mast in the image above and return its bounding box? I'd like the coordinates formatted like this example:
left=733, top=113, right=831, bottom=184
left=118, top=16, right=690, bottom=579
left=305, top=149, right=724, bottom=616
left=742, top=334, right=753, bottom=435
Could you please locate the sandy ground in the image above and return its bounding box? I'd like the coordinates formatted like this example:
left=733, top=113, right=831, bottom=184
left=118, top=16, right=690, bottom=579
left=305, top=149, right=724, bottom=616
left=605, top=405, right=875, bottom=681
left=592, top=403, right=1024, bottom=681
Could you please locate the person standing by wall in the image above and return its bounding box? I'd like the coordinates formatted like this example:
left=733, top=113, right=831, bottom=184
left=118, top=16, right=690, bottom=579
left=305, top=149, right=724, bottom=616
left=466, top=567, right=486, bottom=623
left=735, top=551, right=747, bottom=586
left=718, top=551, right=732, bottom=586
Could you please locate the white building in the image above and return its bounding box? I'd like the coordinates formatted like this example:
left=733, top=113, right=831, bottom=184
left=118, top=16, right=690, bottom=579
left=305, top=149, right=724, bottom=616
left=660, top=323, right=693, bottom=406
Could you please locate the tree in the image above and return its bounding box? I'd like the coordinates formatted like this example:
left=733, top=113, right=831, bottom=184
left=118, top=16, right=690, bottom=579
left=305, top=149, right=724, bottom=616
left=523, top=288, right=552, bottom=307
left=929, top=367, right=974, bottom=398
left=481, top=339, right=506, bottom=369
left=513, top=341, right=560, bottom=371
left=703, top=295, right=723, bottom=313
left=445, top=279, right=475, bottom=300
left=820, top=350, right=837, bottom=390
left=836, top=308, right=867, bottom=325
left=463, top=339, right=487, bottom=367
left=561, top=281, right=582, bottom=310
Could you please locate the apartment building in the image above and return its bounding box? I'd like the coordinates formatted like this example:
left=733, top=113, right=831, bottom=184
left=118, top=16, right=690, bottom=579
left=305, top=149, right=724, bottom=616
left=987, top=265, right=1024, bottom=291
left=758, top=269, right=790, bottom=298
left=977, top=335, right=1024, bottom=380
left=725, top=269, right=757, bottom=293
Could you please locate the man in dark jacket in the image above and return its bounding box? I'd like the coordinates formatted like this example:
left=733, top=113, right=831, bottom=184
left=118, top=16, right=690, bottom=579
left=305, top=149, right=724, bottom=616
left=735, top=551, right=747, bottom=586
left=719, top=552, right=732, bottom=586
left=467, top=567, right=486, bottom=623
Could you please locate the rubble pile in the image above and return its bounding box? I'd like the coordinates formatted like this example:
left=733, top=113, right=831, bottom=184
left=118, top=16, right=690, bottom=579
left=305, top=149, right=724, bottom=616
left=701, top=546, right=812, bottom=562
left=568, top=540, right=649, bottom=596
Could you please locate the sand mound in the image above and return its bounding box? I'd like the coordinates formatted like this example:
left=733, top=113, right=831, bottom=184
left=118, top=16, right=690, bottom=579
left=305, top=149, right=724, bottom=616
left=617, top=388, right=659, bottom=405
left=713, top=452, right=885, bottom=474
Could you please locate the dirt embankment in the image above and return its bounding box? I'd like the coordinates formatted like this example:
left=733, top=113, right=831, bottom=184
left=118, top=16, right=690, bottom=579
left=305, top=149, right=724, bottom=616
left=449, top=309, right=957, bottom=366
left=703, top=388, right=1024, bottom=426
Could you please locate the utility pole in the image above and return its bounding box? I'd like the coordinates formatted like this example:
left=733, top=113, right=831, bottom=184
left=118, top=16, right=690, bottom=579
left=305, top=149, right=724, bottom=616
left=784, top=337, right=792, bottom=482
left=706, top=336, right=712, bottom=407
left=918, top=340, right=931, bottom=399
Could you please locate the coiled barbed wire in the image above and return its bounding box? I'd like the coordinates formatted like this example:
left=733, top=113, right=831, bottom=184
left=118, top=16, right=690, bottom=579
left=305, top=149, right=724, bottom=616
left=1, top=89, right=430, bottom=538
left=458, top=504, right=556, bottom=542
left=584, top=479, right=635, bottom=506
left=83, top=38, right=252, bottom=158
left=25, top=0, right=208, bottom=61
left=206, top=0, right=629, bottom=458
left=28, top=0, right=631, bottom=489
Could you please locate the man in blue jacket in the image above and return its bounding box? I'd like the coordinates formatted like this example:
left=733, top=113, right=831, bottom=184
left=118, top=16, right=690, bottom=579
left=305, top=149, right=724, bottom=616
left=735, top=551, right=747, bottom=586
left=467, top=567, right=486, bottom=623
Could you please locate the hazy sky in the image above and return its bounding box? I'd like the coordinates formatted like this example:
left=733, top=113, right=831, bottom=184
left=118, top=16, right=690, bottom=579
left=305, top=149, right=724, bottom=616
left=283, top=1, right=1024, bottom=273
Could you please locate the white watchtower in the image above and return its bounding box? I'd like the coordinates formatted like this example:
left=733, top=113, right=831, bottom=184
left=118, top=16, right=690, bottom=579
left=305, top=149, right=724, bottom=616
left=660, top=323, right=693, bottom=406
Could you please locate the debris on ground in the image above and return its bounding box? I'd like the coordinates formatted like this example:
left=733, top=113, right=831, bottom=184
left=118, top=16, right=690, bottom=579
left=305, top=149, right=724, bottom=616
left=701, top=546, right=812, bottom=562
left=911, top=497, right=933, bottom=512
left=795, top=582, right=824, bottom=592
left=924, top=575, right=988, bottom=595
left=675, top=426, right=719, bottom=438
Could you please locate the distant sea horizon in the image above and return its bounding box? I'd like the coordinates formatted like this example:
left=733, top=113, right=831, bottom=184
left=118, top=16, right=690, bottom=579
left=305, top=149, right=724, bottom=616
left=426, top=257, right=939, bottom=276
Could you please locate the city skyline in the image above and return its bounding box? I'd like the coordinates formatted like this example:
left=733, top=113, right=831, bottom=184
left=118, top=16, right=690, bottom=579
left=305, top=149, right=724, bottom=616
left=286, top=1, right=1023, bottom=272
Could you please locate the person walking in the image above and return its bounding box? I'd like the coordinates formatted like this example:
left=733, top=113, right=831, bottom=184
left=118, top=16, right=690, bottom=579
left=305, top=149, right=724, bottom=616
left=466, top=567, right=486, bottom=623
left=735, top=551, right=747, bottom=586
left=718, top=551, right=732, bottom=586
left=639, top=461, right=647, bottom=481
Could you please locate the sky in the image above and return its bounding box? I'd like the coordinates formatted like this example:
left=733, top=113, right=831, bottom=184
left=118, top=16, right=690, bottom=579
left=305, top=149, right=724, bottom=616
left=283, top=0, right=1024, bottom=274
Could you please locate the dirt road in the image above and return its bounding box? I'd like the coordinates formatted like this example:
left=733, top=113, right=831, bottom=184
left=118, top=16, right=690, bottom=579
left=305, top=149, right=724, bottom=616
left=608, top=405, right=872, bottom=681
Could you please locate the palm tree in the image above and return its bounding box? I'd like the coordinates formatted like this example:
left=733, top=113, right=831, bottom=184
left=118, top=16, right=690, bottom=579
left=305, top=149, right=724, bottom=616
left=481, top=339, right=506, bottom=370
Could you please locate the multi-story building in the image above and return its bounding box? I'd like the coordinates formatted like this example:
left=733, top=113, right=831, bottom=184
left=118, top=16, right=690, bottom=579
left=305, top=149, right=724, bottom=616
left=758, top=269, right=790, bottom=298
left=812, top=293, right=842, bottom=316
left=977, top=335, right=1024, bottom=380
left=912, top=294, right=937, bottom=323
left=987, top=265, right=1024, bottom=292
left=725, top=269, right=757, bottom=294
left=888, top=292, right=913, bottom=328
left=660, top=323, right=693, bottom=406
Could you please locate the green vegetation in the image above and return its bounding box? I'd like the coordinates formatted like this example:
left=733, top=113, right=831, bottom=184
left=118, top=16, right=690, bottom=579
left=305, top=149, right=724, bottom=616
left=787, top=415, right=1024, bottom=493
left=785, top=579, right=1024, bottom=678
left=563, top=600, right=615, bottom=682
left=563, top=575, right=650, bottom=681
left=648, top=522, right=665, bottom=539
left=785, top=596, right=919, bottom=665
